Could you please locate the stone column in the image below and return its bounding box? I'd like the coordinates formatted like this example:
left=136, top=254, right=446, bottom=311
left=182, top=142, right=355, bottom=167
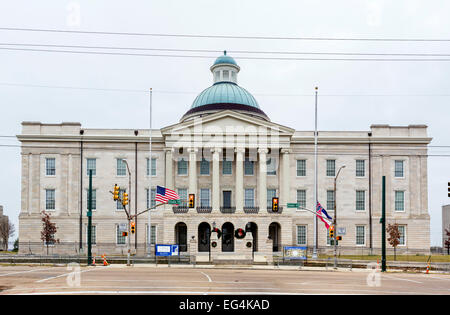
left=212, top=148, right=221, bottom=212
left=188, top=148, right=198, bottom=197
left=281, top=149, right=291, bottom=207
left=165, top=148, right=173, bottom=189
left=258, top=148, right=268, bottom=211
left=235, top=148, right=245, bottom=212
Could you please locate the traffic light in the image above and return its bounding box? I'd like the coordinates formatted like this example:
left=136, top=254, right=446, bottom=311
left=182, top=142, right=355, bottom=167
left=113, top=184, right=120, bottom=201
left=272, top=197, right=279, bottom=212
left=329, top=225, right=335, bottom=239
left=130, top=221, right=135, bottom=234
left=122, top=192, right=129, bottom=206
left=336, top=236, right=342, bottom=241
left=122, top=231, right=128, bottom=237
left=188, top=194, right=195, bottom=208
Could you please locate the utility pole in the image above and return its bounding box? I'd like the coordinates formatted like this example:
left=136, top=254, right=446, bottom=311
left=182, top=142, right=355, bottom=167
left=333, top=165, right=345, bottom=268
left=313, top=86, right=318, bottom=259
left=122, top=159, right=132, bottom=267
left=87, top=169, right=93, bottom=265
left=381, top=176, right=386, bottom=272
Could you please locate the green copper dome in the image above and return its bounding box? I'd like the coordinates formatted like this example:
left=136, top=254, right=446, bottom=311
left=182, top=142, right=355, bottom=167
left=191, top=82, right=259, bottom=109
left=213, top=50, right=237, bottom=66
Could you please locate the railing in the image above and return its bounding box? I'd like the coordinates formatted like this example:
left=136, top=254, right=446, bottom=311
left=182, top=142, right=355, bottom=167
left=172, top=206, right=189, bottom=214
left=220, top=207, right=236, bottom=214
left=243, top=207, right=259, bottom=214
left=267, top=206, right=283, bottom=214
left=196, top=206, right=212, bottom=213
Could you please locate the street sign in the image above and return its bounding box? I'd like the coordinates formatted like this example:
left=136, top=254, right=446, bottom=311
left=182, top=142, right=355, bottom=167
left=118, top=223, right=127, bottom=233
left=337, top=227, right=346, bottom=236
left=168, top=199, right=180, bottom=205
left=287, top=203, right=299, bottom=208
left=155, top=244, right=179, bottom=256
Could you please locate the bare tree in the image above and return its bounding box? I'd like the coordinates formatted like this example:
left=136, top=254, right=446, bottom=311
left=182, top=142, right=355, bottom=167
left=445, top=228, right=450, bottom=255
left=0, top=219, right=15, bottom=251
left=40, top=211, right=58, bottom=255
left=387, top=223, right=401, bottom=261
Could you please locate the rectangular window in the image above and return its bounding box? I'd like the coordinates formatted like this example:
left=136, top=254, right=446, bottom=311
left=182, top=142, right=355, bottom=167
left=297, top=225, right=307, bottom=245
left=297, top=189, right=306, bottom=209
left=46, top=158, right=56, bottom=176
left=116, top=225, right=126, bottom=245
left=267, top=157, right=277, bottom=175
left=244, top=188, right=255, bottom=207
left=86, top=189, right=97, bottom=210
left=222, top=159, right=232, bottom=175
left=356, top=160, right=365, bottom=177
left=244, top=157, right=254, bottom=175
left=178, top=188, right=188, bottom=207
left=178, top=159, right=188, bottom=175
left=297, top=160, right=306, bottom=177
left=147, top=158, right=156, bottom=176
left=117, top=188, right=126, bottom=210
left=116, top=159, right=127, bottom=176
left=326, top=160, right=336, bottom=177
left=86, top=158, right=96, bottom=176
left=86, top=225, right=96, bottom=245
left=200, top=158, right=210, bottom=175
left=146, top=188, right=156, bottom=208
left=46, top=189, right=55, bottom=210
left=398, top=225, right=406, bottom=245
left=223, top=70, right=229, bottom=80
left=395, top=191, right=405, bottom=211
left=395, top=160, right=404, bottom=177
left=356, top=190, right=365, bottom=211
left=326, top=190, right=335, bottom=211
left=356, top=226, right=366, bottom=245
left=267, top=189, right=276, bottom=207
left=147, top=225, right=157, bottom=245
left=200, top=188, right=210, bottom=207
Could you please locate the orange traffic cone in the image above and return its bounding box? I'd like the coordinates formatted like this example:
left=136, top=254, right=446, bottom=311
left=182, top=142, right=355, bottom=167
left=426, top=262, right=430, bottom=274
left=92, top=255, right=96, bottom=266
left=102, top=254, right=109, bottom=266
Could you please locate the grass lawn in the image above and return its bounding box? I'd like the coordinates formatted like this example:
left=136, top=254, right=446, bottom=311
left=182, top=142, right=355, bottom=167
left=318, top=254, right=450, bottom=263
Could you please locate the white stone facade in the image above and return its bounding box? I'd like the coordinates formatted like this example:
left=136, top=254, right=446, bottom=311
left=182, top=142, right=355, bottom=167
left=17, top=115, right=432, bottom=259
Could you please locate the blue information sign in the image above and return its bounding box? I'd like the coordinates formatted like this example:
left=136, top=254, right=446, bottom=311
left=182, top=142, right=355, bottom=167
left=155, top=244, right=179, bottom=256
left=283, top=246, right=307, bottom=260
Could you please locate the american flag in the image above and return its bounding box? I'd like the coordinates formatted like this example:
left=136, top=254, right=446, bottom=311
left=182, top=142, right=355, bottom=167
left=316, top=202, right=333, bottom=229
left=155, top=185, right=179, bottom=203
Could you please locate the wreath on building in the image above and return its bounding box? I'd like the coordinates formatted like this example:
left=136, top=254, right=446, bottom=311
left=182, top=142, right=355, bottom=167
left=235, top=228, right=246, bottom=239
left=211, top=241, right=217, bottom=248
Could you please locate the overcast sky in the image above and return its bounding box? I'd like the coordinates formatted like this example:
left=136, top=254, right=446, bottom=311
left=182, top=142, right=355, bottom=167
left=1, top=0, right=449, bottom=246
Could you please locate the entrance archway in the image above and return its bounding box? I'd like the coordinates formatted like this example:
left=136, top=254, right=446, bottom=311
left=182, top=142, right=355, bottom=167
left=175, top=222, right=187, bottom=252
left=246, top=222, right=258, bottom=252
left=269, top=222, right=281, bottom=252
left=198, top=222, right=211, bottom=252
left=222, top=222, right=234, bottom=252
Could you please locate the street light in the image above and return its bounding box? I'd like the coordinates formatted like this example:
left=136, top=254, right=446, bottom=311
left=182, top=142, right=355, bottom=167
left=122, top=159, right=132, bottom=266
left=333, top=164, right=346, bottom=269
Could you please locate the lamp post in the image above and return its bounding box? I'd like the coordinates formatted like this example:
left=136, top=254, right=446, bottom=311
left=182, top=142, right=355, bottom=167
left=334, top=164, right=346, bottom=269
left=122, top=159, right=132, bottom=266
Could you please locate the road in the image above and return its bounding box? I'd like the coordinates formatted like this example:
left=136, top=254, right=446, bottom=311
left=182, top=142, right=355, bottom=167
left=0, top=264, right=449, bottom=295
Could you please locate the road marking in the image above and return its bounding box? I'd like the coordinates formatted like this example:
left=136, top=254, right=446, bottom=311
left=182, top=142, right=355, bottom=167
left=199, top=271, right=212, bottom=282
left=0, top=267, right=56, bottom=277
left=35, top=267, right=102, bottom=283
left=382, top=274, right=423, bottom=284
left=423, top=275, right=450, bottom=281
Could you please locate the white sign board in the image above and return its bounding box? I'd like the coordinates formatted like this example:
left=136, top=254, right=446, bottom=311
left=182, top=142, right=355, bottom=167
left=119, top=223, right=127, bottom=233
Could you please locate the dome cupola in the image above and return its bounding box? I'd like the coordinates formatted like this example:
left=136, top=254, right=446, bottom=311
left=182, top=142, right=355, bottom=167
left=181, top=51, right=269, bottom=122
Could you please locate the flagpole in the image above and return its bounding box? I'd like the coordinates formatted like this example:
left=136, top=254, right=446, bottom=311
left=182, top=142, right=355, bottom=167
left=147, top=88, right=152, bottom=257
left=312, top=87, right=318, bottom=259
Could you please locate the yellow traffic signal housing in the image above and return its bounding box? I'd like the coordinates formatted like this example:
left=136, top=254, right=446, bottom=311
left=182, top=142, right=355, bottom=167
left=188, top=194, right=195, bottom=208
left=329, top=225, right=335, bottom=239
left=131, top=221, right=135, bottom=234
left=272, top=197, right=279, bottom=212
left=113, top=184, right=120, bottom=201
left=122, top=192, right=129, bottom=206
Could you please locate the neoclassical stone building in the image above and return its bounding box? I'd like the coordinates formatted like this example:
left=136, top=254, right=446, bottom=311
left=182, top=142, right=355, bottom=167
left=17, top=52, right=432, bottom=260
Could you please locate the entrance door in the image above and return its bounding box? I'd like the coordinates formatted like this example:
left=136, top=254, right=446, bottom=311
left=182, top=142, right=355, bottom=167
left=175, top=223, right=187, bottom=252
left=223, top=191, right=232, bottom=208
left=198, top=222, right=211, bottom=252
left=269, top=222, right=281, bottom=252
left=221, top=222, right=234, bottom=252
